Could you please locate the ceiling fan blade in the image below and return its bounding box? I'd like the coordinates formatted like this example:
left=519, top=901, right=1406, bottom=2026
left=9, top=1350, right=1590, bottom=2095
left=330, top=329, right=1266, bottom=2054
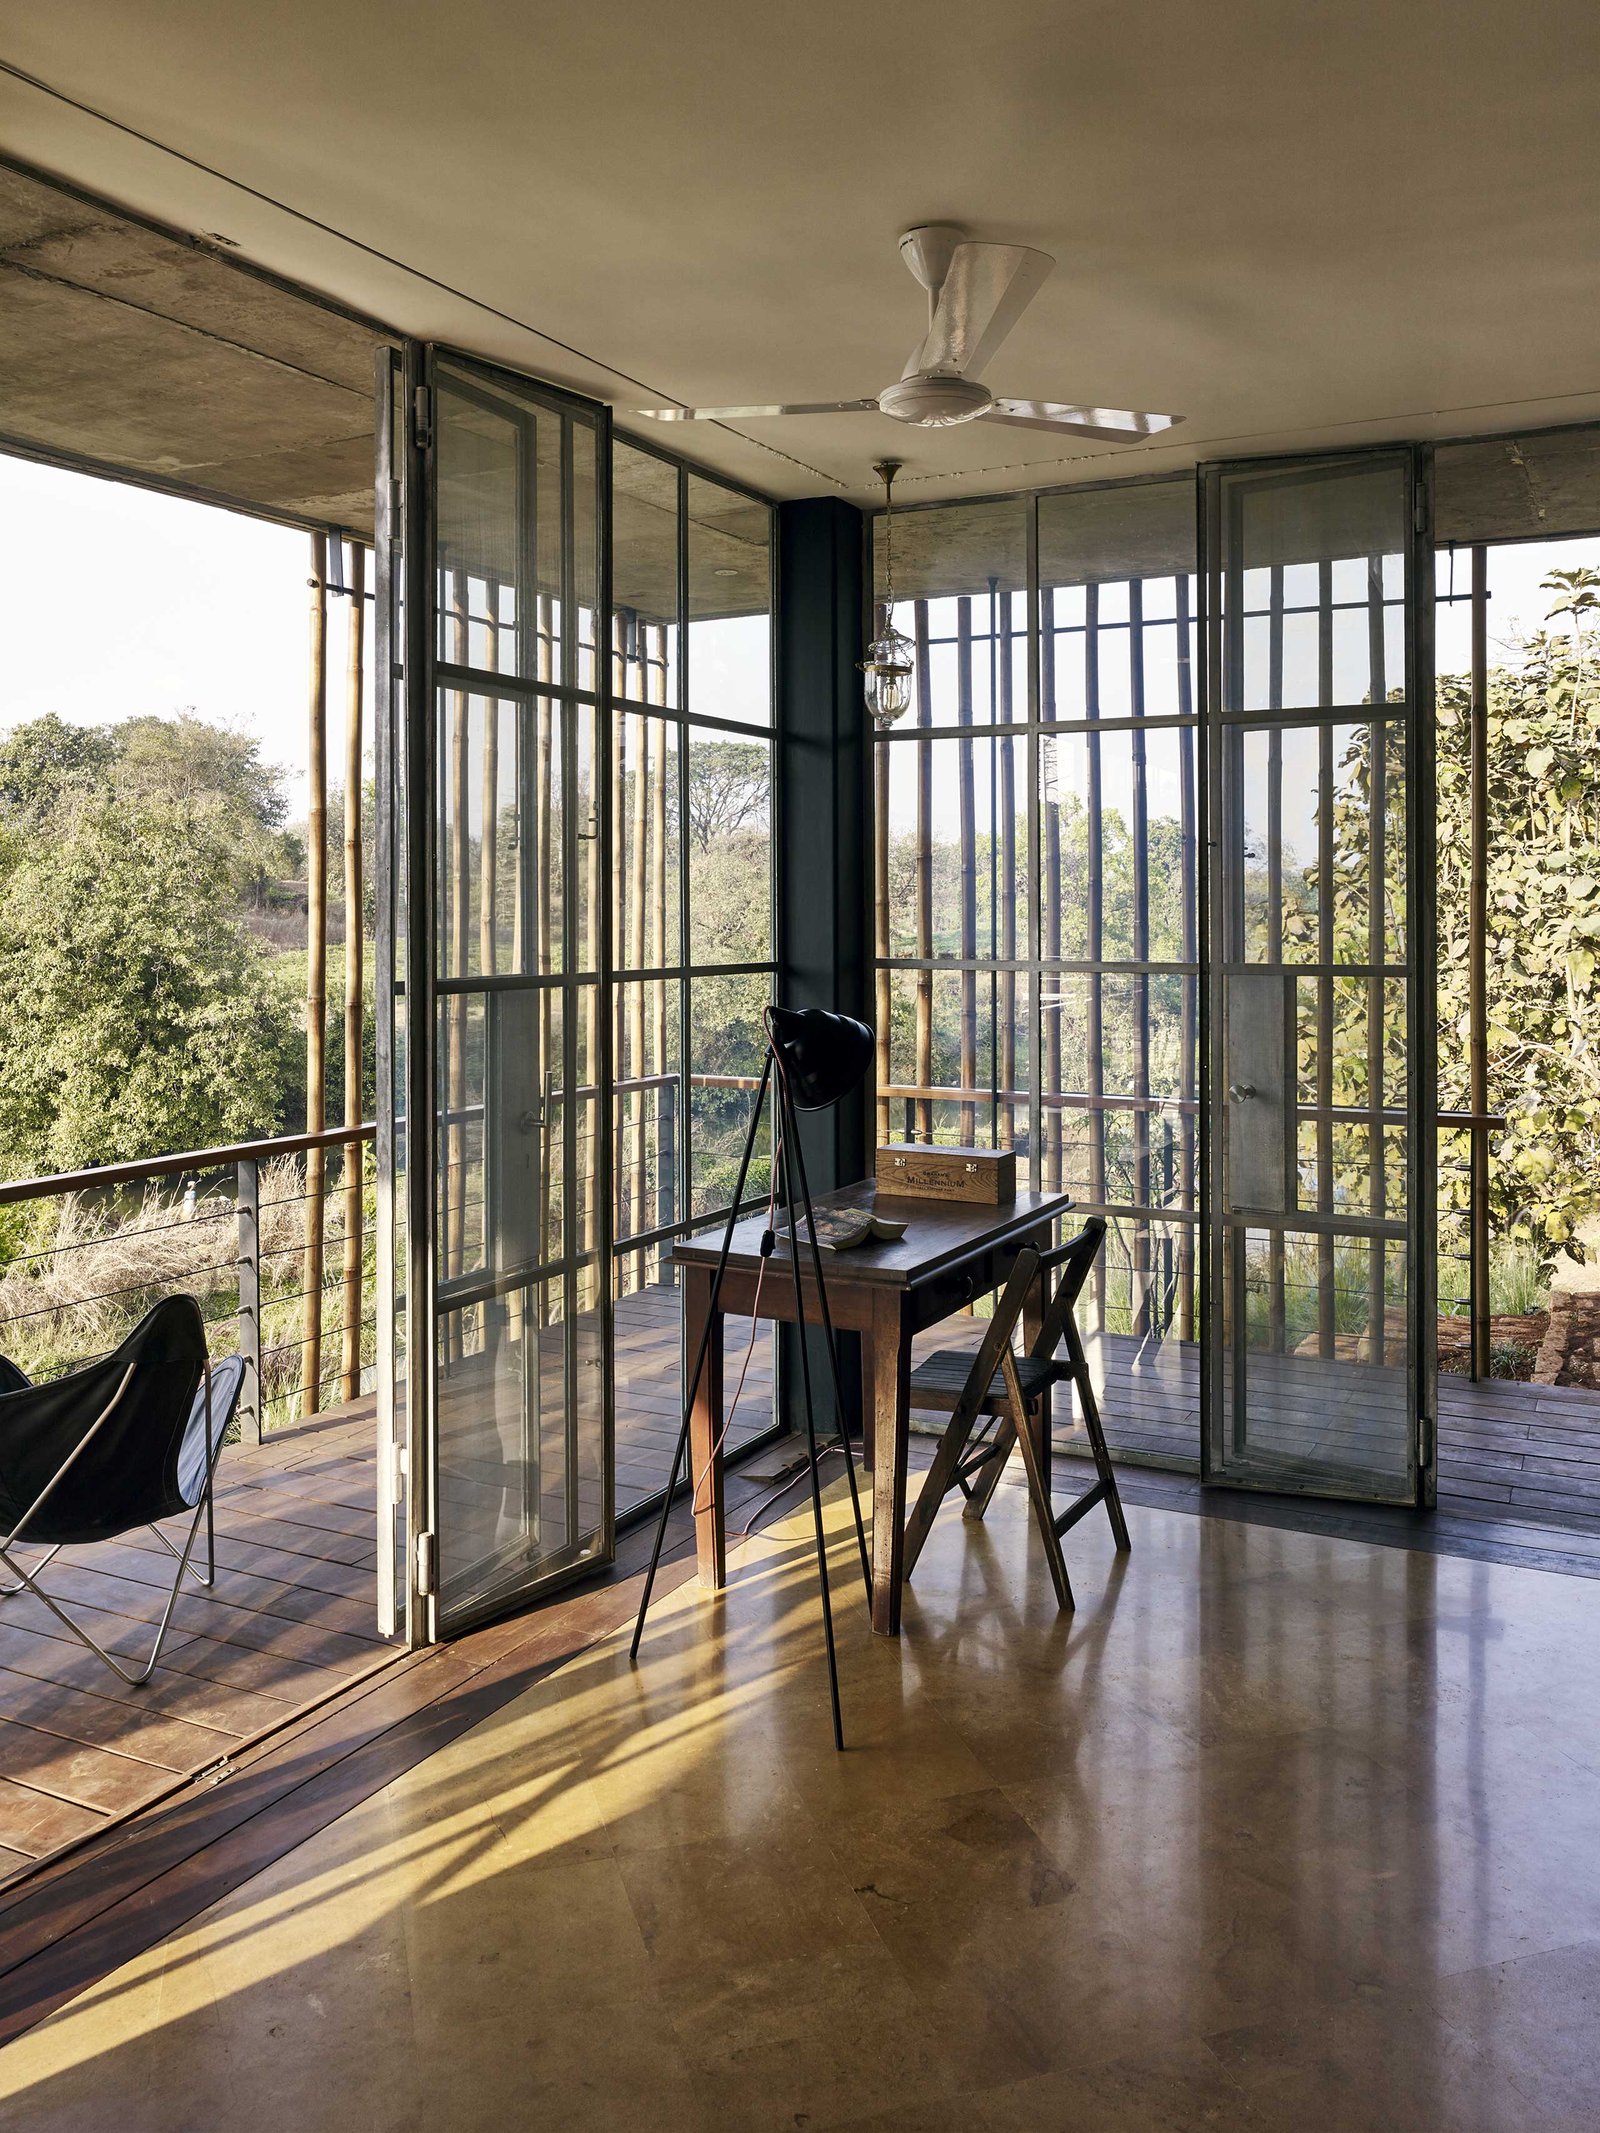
left=632, top=400, right=879, bottom=421
left=909, top=243, right=1054, bottom=381
left=981, top=400, right=1184, bottom=441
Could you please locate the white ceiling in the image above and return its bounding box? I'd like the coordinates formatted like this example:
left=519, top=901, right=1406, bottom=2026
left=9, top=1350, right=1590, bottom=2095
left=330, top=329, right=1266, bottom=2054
left=1, top=1, right=1597, bottom=507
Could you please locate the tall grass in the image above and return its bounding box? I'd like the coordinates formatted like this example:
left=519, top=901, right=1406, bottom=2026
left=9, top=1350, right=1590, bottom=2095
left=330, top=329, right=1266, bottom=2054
left=0, top=1152, right=376, bottom=1427
left=1487, top=1242, right=1549, bottom=1318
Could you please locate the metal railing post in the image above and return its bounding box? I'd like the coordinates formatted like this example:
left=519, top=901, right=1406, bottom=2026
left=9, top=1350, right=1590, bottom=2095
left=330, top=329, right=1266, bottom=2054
left=659, top=1078, right=677, bottom=1246
left=237, top=1156, right=262, bottom=1447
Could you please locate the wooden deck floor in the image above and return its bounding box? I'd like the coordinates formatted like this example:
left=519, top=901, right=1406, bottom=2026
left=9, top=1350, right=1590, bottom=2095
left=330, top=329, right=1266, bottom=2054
left=0, top=1288, right=760, bottom=1882
left=0, top=1408, right=390, bottom=1884
left=937, top=1320, right=1600, bottom=1566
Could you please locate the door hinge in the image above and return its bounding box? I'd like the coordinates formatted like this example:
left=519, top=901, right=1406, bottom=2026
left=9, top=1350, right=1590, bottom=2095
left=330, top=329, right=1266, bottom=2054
left=412, top=384, right=433, bottom=452
left=1413, top=491, right=1430, bottom=537
left=415, top=1530, right=438, bottom=1597
left=1418, top=1415, right=1434, bottom=1470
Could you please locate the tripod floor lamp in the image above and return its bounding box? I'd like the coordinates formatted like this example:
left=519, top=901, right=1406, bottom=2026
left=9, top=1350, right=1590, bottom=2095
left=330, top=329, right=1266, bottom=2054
left=630, top=1006, right=876, bottom=1750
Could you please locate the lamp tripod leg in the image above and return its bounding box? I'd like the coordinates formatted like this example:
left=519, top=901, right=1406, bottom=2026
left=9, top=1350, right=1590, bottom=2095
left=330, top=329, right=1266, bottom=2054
left=630, top=1052, right=774, bottom=1663
left=777, top=1074, right=874, bottom=1613
left=776, top=1096, right=846, bottom=1752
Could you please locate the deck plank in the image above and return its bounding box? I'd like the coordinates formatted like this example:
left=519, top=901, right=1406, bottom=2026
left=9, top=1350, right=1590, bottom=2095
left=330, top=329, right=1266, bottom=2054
left=0, top=1780, right=105, bottom=1860
left=0, top=1719, right=177, bottom=1818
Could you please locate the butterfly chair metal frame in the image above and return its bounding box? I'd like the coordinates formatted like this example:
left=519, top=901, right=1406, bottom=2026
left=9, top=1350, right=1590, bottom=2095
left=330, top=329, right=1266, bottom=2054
left=0, top=1329, right=239, bottom=1688
left=901, top=1217, right=1129, bottom=1610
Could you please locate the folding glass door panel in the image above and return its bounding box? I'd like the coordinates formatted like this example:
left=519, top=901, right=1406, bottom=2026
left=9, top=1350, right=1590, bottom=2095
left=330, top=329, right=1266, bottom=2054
left=379, top=346, right=612, bottom=1642
left=1201, top=450, right=1434, bottom=1505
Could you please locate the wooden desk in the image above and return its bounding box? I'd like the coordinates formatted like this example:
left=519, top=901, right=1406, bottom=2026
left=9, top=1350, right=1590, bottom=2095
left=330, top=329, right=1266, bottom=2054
left=672, top=1182, right=1074, bottom=1635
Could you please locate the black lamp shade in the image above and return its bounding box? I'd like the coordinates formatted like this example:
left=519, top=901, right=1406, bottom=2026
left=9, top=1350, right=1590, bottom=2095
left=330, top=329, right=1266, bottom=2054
left=766, top=1006, right=874, bottom=1111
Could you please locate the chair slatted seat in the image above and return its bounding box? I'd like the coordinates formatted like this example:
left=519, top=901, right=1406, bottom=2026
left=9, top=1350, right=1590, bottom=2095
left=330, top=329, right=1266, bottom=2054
left=902, top=1216, right=1129, bottom=1612
left=909, top=1350, right=1058, bottom=1409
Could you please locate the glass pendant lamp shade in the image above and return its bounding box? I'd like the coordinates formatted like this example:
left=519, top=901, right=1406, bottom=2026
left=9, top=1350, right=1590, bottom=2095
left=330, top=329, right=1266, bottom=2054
left=863, top=604, right=915, bottom=726
left=862, top=457, right=913, bottom=727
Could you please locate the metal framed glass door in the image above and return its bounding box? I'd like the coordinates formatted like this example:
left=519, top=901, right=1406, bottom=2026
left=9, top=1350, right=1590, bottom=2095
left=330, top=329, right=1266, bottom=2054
left=1201, top=449, right=1434, bottom=1505
left=378, top=344, right=613, bottom=1641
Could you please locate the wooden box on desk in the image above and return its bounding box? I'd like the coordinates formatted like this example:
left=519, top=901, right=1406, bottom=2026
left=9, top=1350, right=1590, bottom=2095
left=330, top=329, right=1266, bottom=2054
left=875, top=1143, right=1017, bottom=1205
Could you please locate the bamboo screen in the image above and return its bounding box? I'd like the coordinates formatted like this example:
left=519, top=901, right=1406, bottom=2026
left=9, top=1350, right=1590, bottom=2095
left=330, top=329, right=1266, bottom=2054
left=871, top=478, right=1200, bottom=1378
left=611, top=441, right=775, bottom=1308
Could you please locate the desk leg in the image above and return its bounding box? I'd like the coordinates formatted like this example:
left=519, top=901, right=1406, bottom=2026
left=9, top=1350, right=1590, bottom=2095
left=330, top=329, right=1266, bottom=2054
left=858, top=1326, right=877, bottom=1472
left=868, top=1290, right=910, bottom=1635
left=684, top=1267, right=725, bottom=1589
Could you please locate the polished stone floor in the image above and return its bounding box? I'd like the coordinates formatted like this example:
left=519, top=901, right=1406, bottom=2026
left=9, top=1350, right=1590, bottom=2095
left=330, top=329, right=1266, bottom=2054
left=0, top=1469, right=1597, bottom=2132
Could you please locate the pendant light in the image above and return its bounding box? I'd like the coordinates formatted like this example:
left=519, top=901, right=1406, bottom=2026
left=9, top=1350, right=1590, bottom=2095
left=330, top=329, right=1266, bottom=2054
left=861, top=459, right=915, bottom=727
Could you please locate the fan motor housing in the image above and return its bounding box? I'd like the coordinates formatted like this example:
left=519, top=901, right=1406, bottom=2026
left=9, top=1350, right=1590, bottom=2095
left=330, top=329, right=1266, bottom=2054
left=877, top=373, right=993, bottom=428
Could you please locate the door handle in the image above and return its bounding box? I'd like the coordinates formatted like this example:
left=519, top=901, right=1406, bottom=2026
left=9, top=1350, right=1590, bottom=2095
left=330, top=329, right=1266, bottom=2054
left=1228, top=1083, right=1256, bottom=1102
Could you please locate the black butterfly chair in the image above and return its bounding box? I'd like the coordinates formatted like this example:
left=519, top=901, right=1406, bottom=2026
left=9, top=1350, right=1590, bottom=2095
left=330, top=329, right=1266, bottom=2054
left=901, top=1217, right=1130, bottom=1611
left=0, top=1295, right=244, bottom=1685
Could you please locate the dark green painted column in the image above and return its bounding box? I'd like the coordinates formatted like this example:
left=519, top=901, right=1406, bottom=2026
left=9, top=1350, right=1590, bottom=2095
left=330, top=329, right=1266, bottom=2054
left=775, top=495, right=870, bottom=1436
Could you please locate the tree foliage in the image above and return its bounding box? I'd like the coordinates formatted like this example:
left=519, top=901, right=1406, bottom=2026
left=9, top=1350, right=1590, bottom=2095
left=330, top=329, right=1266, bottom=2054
left=0, top=713, right=117, bottom=819
left=0, top=715, right=301, bottom=1176
left=685, top=741, right=768, bottom=854
left=1437, top=568, right=1600, bottom=1260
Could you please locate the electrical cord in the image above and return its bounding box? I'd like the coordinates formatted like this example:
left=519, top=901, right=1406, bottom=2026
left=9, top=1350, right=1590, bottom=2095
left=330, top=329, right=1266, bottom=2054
left=689, top=1102, right=783, bottom=1517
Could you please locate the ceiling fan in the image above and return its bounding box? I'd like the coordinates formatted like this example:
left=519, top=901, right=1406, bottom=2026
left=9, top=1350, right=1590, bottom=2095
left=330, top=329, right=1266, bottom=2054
left=634, top=224, right=1182, bottom=443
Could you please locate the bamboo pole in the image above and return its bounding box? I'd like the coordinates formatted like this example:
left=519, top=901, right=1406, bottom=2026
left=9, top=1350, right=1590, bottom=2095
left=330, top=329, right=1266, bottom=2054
left=1042, top=587, right=1064, bottom=1196
left=480, top=583, right=501, bottom=1316
left=957, top=597, right=978, bottom=1144
left=538, top=597, right=557, bottom=1311
left=1268, top=566, right=1287, bottom=1354
left=339, top=540, right=366, bottom=1404
left=629, top=696, right=650, bottom=1290
left=1469, top=544, right=1491, bottom=1378
left=1176, top=574, right=1197, bottom=1343
left=1130, top=579, right=1151, bottom=1338
left=914, top=600, right=934, bottom=1142
left=1316, top=560, right=1337, bottom=1357
left=874, top=733, right=893, bottom=1148
left=1366, top=555, right=1388, bottom=1364
left=582, top=641, right=603, bottom=1312
left=446, top=570, right=470, bottom=1349
left=481, top=584, right=501, bottom=983
left=1084, top=583, right=1107, bottom=1321
left=998, top=596, right=1017, bottom=1152
left=302, top=532, right=329, bottom=1420
left=612, top=696, right=629, bottom=1264
left=650, top=626, right=670, bottom=1279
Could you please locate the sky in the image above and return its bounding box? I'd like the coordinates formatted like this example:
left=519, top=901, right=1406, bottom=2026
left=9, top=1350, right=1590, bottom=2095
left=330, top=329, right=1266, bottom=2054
left=0, top=452, right=357, bottom=821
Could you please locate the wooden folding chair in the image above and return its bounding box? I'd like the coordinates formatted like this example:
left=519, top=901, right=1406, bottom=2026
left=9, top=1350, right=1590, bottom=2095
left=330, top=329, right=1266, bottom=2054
left=901, top=1216, right=1129, bottom=1610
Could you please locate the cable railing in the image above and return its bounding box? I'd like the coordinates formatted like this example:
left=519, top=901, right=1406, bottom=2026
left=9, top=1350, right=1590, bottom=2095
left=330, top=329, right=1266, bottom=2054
left=881, top=1078, right=1507, bottom=1364
left=0, top=1079, right=1511, bottom=1451
left=0, top=1123, right=376, bottom=1444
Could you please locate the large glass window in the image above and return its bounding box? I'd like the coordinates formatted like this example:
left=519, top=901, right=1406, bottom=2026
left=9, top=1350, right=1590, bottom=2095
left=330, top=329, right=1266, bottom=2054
left=611, top=440, right=776, bottom=1516
left=872, top=478, right=1198, bottom=1469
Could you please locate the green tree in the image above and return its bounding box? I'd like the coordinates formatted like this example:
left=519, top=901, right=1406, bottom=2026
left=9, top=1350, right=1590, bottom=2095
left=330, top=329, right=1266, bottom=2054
left=1319, top=568, right=1600, bottom=1268
left=0, top=713, right=117, bottom=819
left=1437, top=568, right=1600, bottom=1258
left=0, top=786, right=299, bottom=1175
left=112, top=713, right=298, bottom=896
